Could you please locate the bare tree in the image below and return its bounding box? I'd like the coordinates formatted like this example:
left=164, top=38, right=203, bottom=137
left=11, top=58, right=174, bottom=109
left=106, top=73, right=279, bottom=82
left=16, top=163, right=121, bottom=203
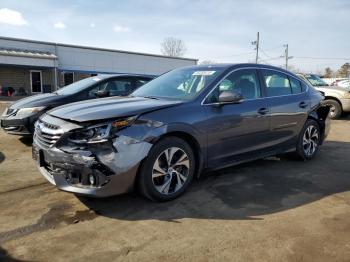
left=161, top=37, right=187, bottom=57
left=324, top=67, right=334, bottom=78
left=337, top=63, right=350, bottom=78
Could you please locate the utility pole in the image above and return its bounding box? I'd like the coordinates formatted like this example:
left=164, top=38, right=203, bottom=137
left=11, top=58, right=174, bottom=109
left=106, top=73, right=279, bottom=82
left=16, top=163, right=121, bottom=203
left=283, top=44, right=293, bottom=69
left=251, top=32, right=259, bottom=63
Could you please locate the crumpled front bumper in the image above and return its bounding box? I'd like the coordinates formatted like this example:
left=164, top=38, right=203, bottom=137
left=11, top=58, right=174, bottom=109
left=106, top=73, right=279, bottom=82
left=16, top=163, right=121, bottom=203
left=33, top=135, right=152, bottom=197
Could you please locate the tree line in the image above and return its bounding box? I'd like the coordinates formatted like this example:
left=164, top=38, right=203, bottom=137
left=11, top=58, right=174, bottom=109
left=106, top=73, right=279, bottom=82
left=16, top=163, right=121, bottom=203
left=323, top=63, right=350, bottom=78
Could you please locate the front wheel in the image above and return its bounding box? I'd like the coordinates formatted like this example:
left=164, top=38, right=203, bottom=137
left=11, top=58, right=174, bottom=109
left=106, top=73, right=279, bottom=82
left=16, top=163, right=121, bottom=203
left=296, top=119, right=321, bottom=160
left=138, top=137, right=195, bottom=201
left=324, top=99, right=342, bottom=119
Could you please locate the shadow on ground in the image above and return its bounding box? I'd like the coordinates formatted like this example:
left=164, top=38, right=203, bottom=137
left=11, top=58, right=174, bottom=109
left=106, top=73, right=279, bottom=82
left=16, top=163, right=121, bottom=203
left=78, top=141, right=350, bottom=221
left=0, top=152, right=4, bottom=164
left=0, top=246, right=29, bottom=262
left=18, top=136, right=32, bottom=147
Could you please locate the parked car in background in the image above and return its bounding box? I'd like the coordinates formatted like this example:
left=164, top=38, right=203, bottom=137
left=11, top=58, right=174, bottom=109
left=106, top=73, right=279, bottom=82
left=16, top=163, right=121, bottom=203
left=336, top=79, right=350, bottom=89
left=1, top=74, right=154, bottom=135
left=331, top=79, right=348, bottom=86
left=297, top=73, right=350, bottom=119
left=33, top=64, right=330, bottom=201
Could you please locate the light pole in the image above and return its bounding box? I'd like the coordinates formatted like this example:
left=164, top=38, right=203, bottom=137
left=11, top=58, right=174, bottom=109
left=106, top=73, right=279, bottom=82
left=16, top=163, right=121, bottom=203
left=251, top=32, right=259, bottom=64
left=283, top=44, right=293, bottom=69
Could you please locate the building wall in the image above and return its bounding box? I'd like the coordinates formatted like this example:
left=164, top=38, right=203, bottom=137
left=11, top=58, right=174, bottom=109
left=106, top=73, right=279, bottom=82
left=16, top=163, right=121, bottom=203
left=0, top=67, right=28, bottom=90
left=0, top=67, right=54, bottom=95
left=55, top=47, right=196, bottom=75
left=0, top=37, right=197, bottom=76
left=0, top=37, right=198, bottom=94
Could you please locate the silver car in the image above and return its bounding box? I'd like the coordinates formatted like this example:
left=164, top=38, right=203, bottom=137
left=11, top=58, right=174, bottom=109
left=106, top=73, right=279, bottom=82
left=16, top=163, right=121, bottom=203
left=297, top=74, right=350, bottom=119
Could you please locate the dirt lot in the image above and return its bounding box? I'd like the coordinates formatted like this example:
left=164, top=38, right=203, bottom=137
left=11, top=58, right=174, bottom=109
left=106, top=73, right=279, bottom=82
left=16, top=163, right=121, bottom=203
left=0, top=102, right=350, bottom=262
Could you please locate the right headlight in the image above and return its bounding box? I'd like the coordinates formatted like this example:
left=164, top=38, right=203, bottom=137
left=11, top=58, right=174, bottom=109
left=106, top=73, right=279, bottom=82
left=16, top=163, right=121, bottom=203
left=68, top=116, right=137, bottom=144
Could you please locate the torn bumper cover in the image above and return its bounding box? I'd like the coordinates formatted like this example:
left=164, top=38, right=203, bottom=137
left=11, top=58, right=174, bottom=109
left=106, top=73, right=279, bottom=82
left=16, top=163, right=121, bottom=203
left=33, top=119, right=152, bottom=197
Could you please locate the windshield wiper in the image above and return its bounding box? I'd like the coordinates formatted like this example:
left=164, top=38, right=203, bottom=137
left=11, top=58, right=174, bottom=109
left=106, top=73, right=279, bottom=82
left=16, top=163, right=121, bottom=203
left=142, top=96, right=159, bottom=100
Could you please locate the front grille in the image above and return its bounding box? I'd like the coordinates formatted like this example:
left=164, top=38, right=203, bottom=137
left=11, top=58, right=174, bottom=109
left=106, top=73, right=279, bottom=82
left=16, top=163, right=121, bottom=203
left=34, top=119, right=63, bottom=148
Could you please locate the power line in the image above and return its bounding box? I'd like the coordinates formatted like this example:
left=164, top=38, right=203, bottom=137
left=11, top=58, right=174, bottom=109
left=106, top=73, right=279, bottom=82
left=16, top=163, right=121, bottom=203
left=259, top=49, right=283, bottom=61
left=293, top=56, right=350, bottom=61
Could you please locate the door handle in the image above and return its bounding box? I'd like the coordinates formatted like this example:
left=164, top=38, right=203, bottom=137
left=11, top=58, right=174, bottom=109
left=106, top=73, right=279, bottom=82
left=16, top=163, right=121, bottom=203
left=258, top=108, right=269, bottom=115
left=299, top=101, right=308, bottom=108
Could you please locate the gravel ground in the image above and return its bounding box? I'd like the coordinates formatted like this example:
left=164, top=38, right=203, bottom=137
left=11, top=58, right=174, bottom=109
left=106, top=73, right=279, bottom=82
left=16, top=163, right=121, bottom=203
left=0, top=102, right=350, bottom=262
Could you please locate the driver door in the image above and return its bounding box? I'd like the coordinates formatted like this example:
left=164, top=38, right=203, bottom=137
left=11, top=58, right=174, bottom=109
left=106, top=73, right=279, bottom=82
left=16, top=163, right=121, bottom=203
left=204, top=69, right=271, bottom=167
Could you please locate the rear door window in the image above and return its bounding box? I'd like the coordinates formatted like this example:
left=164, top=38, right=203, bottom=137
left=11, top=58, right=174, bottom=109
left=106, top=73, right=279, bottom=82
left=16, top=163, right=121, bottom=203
left=289, top=77, right=302, bottom=94
left=262, top=70, right=292, bottom=97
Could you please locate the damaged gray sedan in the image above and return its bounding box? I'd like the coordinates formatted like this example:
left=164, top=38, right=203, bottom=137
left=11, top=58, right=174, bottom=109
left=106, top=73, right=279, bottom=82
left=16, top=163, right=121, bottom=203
left=33, top=64, right=330, bottom=201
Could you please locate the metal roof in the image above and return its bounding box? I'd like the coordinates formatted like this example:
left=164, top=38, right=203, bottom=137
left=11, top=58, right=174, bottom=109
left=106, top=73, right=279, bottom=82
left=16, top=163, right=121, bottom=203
left=0, top=47, right=57, bottom=60
left=0, top=36, right=197, bottom=62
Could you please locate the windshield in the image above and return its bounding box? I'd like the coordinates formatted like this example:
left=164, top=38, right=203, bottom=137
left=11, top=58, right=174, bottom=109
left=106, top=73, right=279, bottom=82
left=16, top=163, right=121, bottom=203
left=305, top=75, right=329, bottom=87
left=132, top=67, right=224, bottom=100
left=56, top=76, right=104, bottom=95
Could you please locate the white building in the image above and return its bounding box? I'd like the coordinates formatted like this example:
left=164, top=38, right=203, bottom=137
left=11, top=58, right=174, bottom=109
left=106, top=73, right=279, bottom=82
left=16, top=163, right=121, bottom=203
left=0, top=36, right=197, bottom=95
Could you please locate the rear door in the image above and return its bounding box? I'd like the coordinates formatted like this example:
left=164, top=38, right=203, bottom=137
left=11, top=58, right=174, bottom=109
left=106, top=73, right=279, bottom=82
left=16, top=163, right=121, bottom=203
left=260, top=69, right=309, bottom=149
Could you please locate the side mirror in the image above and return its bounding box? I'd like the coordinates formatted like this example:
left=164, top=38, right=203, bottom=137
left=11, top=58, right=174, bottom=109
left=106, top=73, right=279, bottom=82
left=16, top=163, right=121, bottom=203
left=95, top=90, right=110, bottom=98
left=218, top=91, right=243, bottom=104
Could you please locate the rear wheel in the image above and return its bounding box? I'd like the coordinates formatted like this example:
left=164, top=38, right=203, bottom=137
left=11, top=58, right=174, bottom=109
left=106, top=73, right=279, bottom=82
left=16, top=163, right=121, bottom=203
left=138, top=137, right=195, bottom=201
left=324, top=99, right=342, bottom=119
left=296, top=119, right=321, bottom=160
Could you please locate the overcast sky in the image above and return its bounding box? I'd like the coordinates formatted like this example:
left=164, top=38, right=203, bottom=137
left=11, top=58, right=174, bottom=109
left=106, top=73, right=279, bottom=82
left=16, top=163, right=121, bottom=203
left=0, top=0, right=349, bottom=73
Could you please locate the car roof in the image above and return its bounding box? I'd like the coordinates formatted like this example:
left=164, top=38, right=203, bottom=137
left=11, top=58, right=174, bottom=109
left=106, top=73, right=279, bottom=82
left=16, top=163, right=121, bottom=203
left=96, top=73, right=156, bottom=80
left=179, top=63, right=297, bottom=75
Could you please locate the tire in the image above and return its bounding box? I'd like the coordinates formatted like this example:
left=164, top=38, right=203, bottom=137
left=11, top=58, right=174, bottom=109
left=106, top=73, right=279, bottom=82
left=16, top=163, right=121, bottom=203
left=296, top=119, right=321, bottom=160
left=323, top=99, right=342, bottom=119
left=137, top=137, right=196, bottom=202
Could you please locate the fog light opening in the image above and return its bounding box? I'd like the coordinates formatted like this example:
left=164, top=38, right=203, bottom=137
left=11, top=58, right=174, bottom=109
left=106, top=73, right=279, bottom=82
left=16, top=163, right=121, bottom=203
left=89, top=174, right=96, bottom=185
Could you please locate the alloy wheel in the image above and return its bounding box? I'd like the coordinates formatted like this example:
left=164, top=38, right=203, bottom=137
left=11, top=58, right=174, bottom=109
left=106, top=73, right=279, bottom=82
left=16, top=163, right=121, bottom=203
left=303, top=125, right=319, bottom=157
left=152, top=147, right=190, bottom=195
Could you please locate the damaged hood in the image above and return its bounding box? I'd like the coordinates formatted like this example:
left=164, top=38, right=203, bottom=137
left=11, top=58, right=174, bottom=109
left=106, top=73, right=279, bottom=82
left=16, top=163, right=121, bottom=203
left=48, top=96, right=183, bottom=122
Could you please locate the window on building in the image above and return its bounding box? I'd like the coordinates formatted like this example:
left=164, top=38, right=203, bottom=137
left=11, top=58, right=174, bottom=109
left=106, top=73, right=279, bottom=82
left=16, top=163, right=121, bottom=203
left=64, top=72, right=74, bottom=86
